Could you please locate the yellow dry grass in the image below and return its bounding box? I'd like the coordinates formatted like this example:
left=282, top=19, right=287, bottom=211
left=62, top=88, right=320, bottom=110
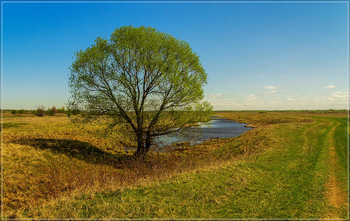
left=2, top=111, right=335, bottom=218
left=3, top=115, right=127, bottom=216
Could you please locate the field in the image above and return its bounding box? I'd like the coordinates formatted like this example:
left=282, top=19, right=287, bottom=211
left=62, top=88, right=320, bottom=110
left=2, top=111, right=348, bottom=219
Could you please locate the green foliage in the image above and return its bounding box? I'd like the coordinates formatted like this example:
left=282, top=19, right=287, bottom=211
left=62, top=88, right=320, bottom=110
left=34, top=105, right=46, bottom=117
left=47, top=106, right=58, bottom=116
left=10, top=106, right=67, bottom=116
left=11, top=109, right=28, bottom=114
left=67, top=108, right=81, bottom=116
left=57, top=106, right=66, bottom=114
left=69, top=25, right=212, bottom=156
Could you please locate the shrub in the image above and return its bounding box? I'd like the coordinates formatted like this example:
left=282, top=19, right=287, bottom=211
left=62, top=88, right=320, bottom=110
left=47, top=106, right=58, bottom=116
left=11, top=109, right=27, bottom=114
left=58, top=106, right=66, bottom=114
left=34, top=106, right=46, bottom=117
left=18, top=109, right=27, bottom=114
left=67, top=109, right=81, bottom=116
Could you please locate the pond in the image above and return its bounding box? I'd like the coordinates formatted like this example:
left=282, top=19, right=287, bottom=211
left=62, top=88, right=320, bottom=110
left=151, top=118, right=252, bottom=151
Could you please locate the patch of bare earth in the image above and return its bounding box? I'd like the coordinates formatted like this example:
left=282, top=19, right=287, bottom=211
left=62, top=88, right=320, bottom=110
left=324, top=121, right=346, bottom=218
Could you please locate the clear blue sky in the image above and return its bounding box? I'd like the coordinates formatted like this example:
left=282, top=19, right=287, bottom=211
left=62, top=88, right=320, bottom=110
left=2, top=1, right=349, bottom=110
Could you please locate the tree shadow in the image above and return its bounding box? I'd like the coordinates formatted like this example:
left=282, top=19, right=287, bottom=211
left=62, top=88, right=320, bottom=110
left=13, top=138, right=135, bottom=168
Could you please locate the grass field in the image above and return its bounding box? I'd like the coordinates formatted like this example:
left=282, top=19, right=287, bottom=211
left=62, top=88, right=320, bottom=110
left=2, top=111, right=348, bottom=219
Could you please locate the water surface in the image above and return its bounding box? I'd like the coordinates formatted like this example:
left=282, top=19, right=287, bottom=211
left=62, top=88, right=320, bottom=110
left=152, top=118, right=252, bottom=150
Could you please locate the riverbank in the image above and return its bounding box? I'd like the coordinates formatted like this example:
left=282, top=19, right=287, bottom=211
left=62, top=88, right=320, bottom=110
left=151, top=117, right=252, bottom=151
left=2, top=112, right=268, bottom=218
left=3, top=111, right=348, bottom=218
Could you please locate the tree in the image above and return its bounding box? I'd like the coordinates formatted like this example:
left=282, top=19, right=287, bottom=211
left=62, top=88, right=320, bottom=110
left=69, top=26, right=212, bottom=158
left=47, top=106, right=58, bottom=116
left=58, top=106, right=66, bottom=114
left=34, top=105, right=46, bottom=117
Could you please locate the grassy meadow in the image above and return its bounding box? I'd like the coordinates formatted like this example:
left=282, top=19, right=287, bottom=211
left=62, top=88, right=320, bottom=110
left=2, top=111, right=348, bottom=219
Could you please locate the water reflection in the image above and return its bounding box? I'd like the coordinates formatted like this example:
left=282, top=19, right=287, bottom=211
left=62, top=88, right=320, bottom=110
left=153, top=118, right=252, bottom=149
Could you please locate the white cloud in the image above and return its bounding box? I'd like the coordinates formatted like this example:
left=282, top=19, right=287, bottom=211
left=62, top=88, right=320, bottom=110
left=324, top=85, right=336, bottom=89
left=207, top=91, right=348, bottom=110
left=282, top=75, right=287, bottom=78
left=208, top=93, right=222, bottom=99
left=245, top=94, right=257, bottom=101
left=331, top=91, right=349, bottom=98
left=264, top=90, right=277, bottom=94
left=264, top=85, right=277, bottom=90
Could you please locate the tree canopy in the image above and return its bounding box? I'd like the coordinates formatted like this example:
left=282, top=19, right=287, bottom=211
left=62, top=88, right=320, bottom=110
left=69, top=26, right=212, bottom=158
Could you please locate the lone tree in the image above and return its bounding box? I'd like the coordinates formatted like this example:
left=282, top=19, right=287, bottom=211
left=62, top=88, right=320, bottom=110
left=69, top=26, right=212, bottom=158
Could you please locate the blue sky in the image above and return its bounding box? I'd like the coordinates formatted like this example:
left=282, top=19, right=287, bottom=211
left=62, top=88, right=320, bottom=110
left=2, top=1, right=349, bottom=110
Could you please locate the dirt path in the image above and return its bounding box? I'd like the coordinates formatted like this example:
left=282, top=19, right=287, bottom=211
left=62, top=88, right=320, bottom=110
left=325, top=121, right=346, bottom=217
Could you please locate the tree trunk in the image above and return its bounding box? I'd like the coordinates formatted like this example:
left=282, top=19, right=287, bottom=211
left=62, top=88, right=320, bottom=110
left=134, top=145, right=147, bottom=159
left=145, top=134, right=151, bottom=150
left=134, top=133, right=152, bottom=159
left=134, top=131, right=147, bottom=159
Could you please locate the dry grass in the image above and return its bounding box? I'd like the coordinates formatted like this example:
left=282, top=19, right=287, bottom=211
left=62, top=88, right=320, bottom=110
left=217, top=111, right=315, bottom=126
left=2, top=111, right=317, bottom=217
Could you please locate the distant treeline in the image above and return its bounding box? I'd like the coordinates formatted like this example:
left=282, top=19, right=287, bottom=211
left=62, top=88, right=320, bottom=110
left=5, top=106, right=81, bottom=116
left=4, top=108, right=348, bottom=116
left=216, top=109, right=348, bottom=113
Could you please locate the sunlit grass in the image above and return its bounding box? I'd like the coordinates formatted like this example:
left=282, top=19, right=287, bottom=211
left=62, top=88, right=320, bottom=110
left=2, top=111, right=348, bottom=218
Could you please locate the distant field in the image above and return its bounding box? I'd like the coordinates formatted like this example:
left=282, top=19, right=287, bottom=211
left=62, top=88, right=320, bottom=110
left=2, top=111, right=348, bottom=218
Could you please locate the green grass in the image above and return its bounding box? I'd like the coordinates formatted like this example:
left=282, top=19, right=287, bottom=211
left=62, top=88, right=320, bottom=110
left=24, top=114, right=348, bottom=219
left=332, top=117, right=348, bottom=217
left=1, top=122, right=27, bottom=130
left=333, top=117, right=348, bottom=173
